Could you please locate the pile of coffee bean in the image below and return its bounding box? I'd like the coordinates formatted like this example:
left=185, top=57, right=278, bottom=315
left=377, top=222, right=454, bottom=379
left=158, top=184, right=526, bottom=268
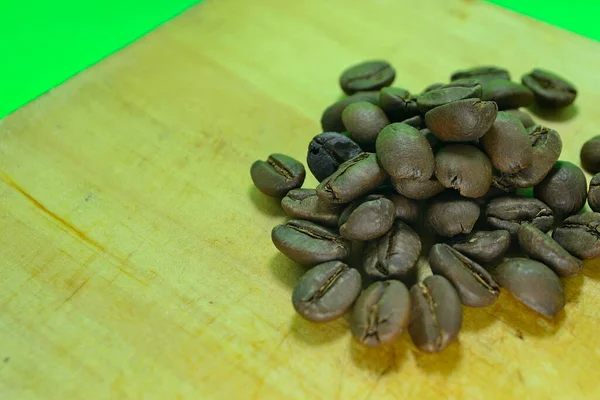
left=250, top=61, right=600, bottom=353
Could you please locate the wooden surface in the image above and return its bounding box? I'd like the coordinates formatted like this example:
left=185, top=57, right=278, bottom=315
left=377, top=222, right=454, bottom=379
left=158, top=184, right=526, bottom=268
left=2, top=0, right=600, bottom=398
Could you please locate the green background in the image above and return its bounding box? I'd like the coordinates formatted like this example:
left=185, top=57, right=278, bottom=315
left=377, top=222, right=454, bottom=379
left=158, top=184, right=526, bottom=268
left=0, top=0, right=598, bottom=119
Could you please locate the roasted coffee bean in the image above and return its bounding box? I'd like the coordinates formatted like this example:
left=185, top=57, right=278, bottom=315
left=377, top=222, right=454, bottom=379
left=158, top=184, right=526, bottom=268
left=434, top=144, right=492, bottom=198
left=338, top=196, right=396, bottom=241
left=505, top=109, right=535, bottom=128
left=364, top=220, right=421, bottom=280
left=429, top=244, right=500, bottom=307
left=409, top=275, right=463, bottom=353
left=420, top=128, right=440, bottom=150
left=518, top=224, right=583, bottom=277
left=376, top=123, right=435, bottom=181
left=271, top=220, right=351, bottom=265
left=443, top=80, right=483, bottom=89
left=281, top=189, right=343, bottom=227
left=307, top=132, right=363, bottom=182
left=534, top=161, right=587, bottom=218
left=400, top=115, right=424, bottom=128
left=495, top=258, right=565, bottom=318
left=426, top=194, right=480, bottom=237
left=340, top=60, right=395, bottom=95
left=450, top=230, right=511, bottom=264
left=392, top=177, right=446, bottom=200
left=451, top=66, right=510, bottom=82
left=321, top=91, right=380, bottom=132
left=292, top=261, right=362, bottom=322
left=580, top=136, right=600, bottom=174
left=553, top=213, right=600, bottom=259
left=250, top=153, right=306, bottom=197
left=481, top=112, right=532, bottom=174
left=342, top=102, right=390, bottom=146
left=416, top=85, right=482, bottom=114
left=522, top=69, right=577, bottom=108
left=480, top=80, right=534, bottom=110
left=423, top=83, right=445, bottom=92
left=425, top=99, right=498, bottom=142
left=317, top=153, right=388, bottom=204
left=486, top=196, right=554, bottom=235
left=351, top=280, right=411, bottom=347
left=379, top=87, right=419, bottom=122
left=386, top=192, right=421, bottom=224
left=588, top=174, right=600, bottom=212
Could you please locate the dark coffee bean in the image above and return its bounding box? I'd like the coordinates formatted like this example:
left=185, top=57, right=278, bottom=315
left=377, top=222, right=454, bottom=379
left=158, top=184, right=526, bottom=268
left=339, top=60, right=395, bottom=95
left=392, top=177, right=445, bottom=200
left=386, top=192, right=421, bottom=224
left=420, top=128, right=440, bottom=150
left=250, top=154, right=306, bottom=197
left=400, top=115, right=424, bottom=128
left=481, top=112, right=533, bottom=174
left=486, top=196, right=554, bottom=235
left=292, top=261, right=362, bottom=322
left=481, top=80, right=534, bottom=110
left=451, top=66, right=510, bottom=82
left=521, top=69, right=577, bottom=108
left=409, top=275, right=463, bottom=353
left=364, top=220, right=421, bottom=280
left=271, top=220, right=351, bottom=265
left=426, top=194, right=480, bottom=237
left=317, top=153, right=388, bottom=204
left=434, top=144, right=492, bottom=198
left=379, top=87, right=419, bottom=122
left=429, top=244, right=499, bottom=307
left=338, top=196, right=396, bottom=241
left=553, top=213, right=600, bottom=259
left=376, top=123, right=435, bottom=181
left=342, top=102, right=390, bottom=146
left=505, top=109, right=535, bottom=128
left=423, top=83, right=445, bottom=92
left=495, top=258, right=565, bottom=318
left=580, top=136, right=600, bottom=174
left=425, top=99, right=498, bottom=142
left=534, top=161, right=587, bottom=218
left=321, top=91, right=380, bottom=132
left=518, top=224, right=583, bottom=277
left=281, top=189, right=343, bottom=227
left=450, top=230, right=511, bottom=264
left=416, top=85, right=482, bottom=114
left=307, top=132, right=363, bottom=182
left=588, top=174, right=600, bottom=212
left=351, top=280, right=411, bottom=347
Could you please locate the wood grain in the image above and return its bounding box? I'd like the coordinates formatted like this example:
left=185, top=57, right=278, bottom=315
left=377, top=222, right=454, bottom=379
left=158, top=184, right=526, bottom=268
left=1, top=0, right=600, bottom=398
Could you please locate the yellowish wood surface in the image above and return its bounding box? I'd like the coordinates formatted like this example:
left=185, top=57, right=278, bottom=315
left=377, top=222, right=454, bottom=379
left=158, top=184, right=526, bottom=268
left=2, top=0, right=600, bottom=398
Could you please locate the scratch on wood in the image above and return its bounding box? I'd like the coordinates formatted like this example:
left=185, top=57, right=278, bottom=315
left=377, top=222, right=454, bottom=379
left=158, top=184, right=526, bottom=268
left=58, top=278, right=90, bottom=308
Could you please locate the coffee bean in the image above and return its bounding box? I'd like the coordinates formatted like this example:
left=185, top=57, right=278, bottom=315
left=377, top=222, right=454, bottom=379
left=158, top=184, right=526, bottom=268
left=351, top=280, right=411, bottom=347
left=580, top=135, right=600, bottom=174
left=495, top=258, right=565, bottom=318
left=588, top=174, right=600, bottom=212
left=400, top=115, right=424, bottom=128
left=425, top=99, right=498, bottom=142
left=518, top=224, right=583, bottom=277
left=307, top=132, right=363, bottom=182
left=409, top=275, right=463, bottom=353
left=338, top=196, right=396, bottom=241
left=364, top=219, right=421, bottom=280
left=340, top=60, right=395, bottom=95
left=292, top=261, right=362, bottom=322
left=317, top=153, right=388, bottom=204
left=486, top=196, right=554, bottom=235
left=522, top=69, right=577, bottom=108
left=553, top=213, right=600, bottom=259
left=281, top=189, right=343, bottom=227
left=480, top=80, right=534, bottom=110
left=426, top=193, right=480, bottom=237
left=385, top=192, right=421, bottom=224
left=429, top=244, right=500, bottom=307
left=443, top=80, right=483, bottom=89
left=250, top=154, right=306, bottom=197
left=450, top=230, right=511, bottom=264
left=271, top=220, right=351, bottom=265
left=379, top=87, right=419, bottom=122
left=321, top=91, right=380, bottom=132
left=376, top=123, right=435, bottom=181
left=416, top=85, right=482, bottom=114
left=420, top=128, right=440, bottom=150
left=451, top=66, right=510, bottom=82
left=481, top=112, right=533, bottom=174
left=534, top=161, right=587, bottom=218
left=342, top=102, right=390, bottom=146
left=392, top=177, right=446, bottom=200
left=434, top=144, right=492, bottom=198
left=505, top=109, right=536, bottom=128
left=423, top=83, right=445, bottom=92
